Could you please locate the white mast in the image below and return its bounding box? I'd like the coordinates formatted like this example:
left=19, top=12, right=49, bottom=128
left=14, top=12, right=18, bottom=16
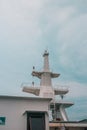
left=22, top=50, right=73, bottom=121
left=23, top=50, right=68, bottom=98
left=32, top=50, right=60, bottom=98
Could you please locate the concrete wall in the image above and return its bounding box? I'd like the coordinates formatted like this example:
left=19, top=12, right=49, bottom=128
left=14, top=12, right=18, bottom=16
left=0, top=96, right=50, bottom=130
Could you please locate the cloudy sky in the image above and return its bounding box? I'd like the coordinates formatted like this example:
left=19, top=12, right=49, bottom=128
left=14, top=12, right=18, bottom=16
left=0, top=0, right=87, bottom=120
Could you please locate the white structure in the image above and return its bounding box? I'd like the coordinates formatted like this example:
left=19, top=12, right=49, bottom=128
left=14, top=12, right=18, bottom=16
left=23, top=50, right=68, bottom=99
left=0, top=96, right=51, bottom=130
left=23, top=50, right=73, bottom=122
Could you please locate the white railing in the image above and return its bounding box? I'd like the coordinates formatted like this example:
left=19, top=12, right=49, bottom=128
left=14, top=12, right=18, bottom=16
left=21, top=83, right=69, bottom=91
left=21, top=82, right=40, bottom=88
left=53, top=84, right=69, bottom=91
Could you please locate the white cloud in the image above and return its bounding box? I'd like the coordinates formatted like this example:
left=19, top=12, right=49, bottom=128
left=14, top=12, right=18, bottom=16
left=66, top=81, right=87, bottom=98
left=58, top=6, right=76, bottom=24
left=41, top=6, right=76, bottom=34
left=53, top=81, right=87, bottom=98
left=55, top=14, right=87, bottom=78
left=0, top=0, right=43, bottom=44
left=0, top=0, right=46, bottom=68
left=58, top=14, right=87, bottom=42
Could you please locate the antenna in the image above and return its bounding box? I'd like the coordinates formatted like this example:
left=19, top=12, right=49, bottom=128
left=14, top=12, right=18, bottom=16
left=60, top=94, right=64, bottom=99
left=32, top=66, right=35, bottom=86
left=33, top=66, right=35, bottom=70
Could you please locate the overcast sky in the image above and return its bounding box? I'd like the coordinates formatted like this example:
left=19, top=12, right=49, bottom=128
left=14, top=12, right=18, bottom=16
left=0, top=0, right=87, bottom=120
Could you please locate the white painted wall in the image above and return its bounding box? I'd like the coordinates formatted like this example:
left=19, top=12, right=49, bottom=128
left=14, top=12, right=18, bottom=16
left=0, top=96, right=51, bottom=130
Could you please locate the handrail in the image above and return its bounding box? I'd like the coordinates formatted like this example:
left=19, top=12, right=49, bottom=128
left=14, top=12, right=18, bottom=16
left=21, top=83, right=69, bottom=90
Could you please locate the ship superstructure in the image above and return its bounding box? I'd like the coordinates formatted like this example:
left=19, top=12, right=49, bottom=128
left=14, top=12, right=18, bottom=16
left=22, top=50, right=74, bottom=121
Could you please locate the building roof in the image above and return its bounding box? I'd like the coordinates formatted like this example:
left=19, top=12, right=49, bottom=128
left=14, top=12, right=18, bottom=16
left=0, top=95, right=52, bottom=101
